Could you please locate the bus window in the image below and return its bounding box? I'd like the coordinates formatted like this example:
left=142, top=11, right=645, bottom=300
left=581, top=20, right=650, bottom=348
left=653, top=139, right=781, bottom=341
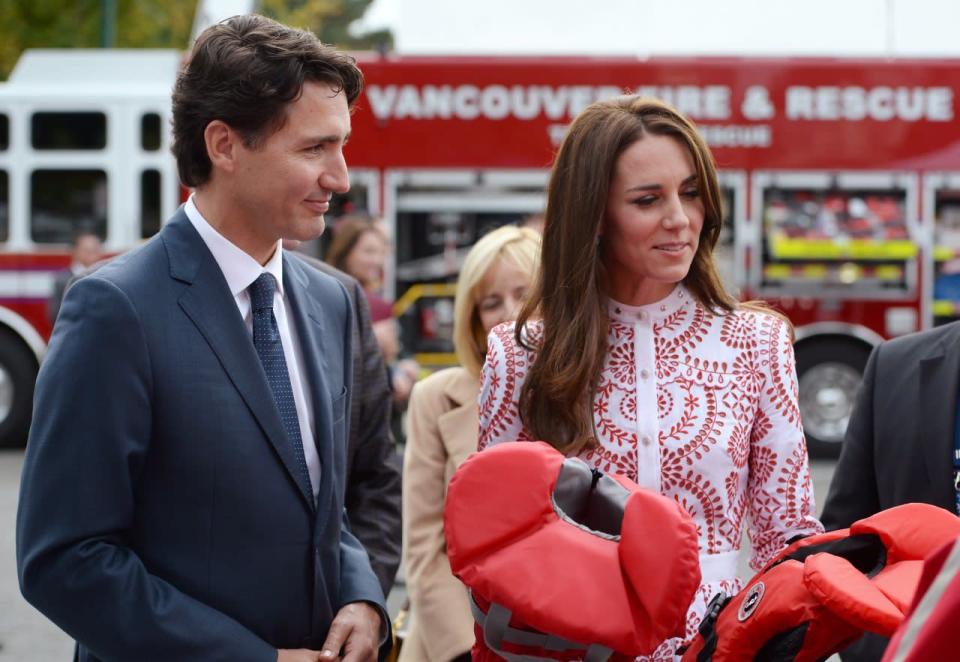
left=31, top=112, right=106, bottom=150
left=0, top=170, right=8, bottom=241
left=141, top=169, right=161, bottom=238
left=31, top=169, right=107, bottom=243
left=0, top=114, right=8, bottom=150
left=141, top=113, right=161, bottom=151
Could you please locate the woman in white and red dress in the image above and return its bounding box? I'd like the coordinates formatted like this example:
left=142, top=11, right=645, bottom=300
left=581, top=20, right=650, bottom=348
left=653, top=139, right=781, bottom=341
left=477, top=96, right=823, bottom=660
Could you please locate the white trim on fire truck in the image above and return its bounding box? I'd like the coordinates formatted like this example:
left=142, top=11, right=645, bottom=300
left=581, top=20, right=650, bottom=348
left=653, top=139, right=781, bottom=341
left=0, top=305, right=46, bottom=362
left=794, top=322, right=885, bottom=347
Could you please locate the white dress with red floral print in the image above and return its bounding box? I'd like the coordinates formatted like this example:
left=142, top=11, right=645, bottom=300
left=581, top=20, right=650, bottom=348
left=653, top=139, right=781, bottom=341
left=477, top=285, right=824, bottom=661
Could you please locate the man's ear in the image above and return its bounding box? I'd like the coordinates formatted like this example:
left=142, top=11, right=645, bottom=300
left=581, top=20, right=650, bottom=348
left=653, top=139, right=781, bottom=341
left=204, top=120, right=239, bottom=174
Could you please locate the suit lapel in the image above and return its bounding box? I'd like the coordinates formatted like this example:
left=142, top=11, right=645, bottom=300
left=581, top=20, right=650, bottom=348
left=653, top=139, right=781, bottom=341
left=163, top=213, right=315, bottom=512
left=919, top=328, right=960, bottom=509
left=283, top=255, right=337, bottom=517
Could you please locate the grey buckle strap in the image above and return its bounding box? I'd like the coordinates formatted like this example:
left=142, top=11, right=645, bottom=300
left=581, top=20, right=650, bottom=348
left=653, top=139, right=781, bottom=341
left=469, top=593, right=614, bottom=662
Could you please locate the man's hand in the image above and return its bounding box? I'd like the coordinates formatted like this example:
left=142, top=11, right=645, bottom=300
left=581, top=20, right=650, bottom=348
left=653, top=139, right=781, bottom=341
left=318, top=602, right=383, bottom=662
left=277, top=650, right=324, bottom=662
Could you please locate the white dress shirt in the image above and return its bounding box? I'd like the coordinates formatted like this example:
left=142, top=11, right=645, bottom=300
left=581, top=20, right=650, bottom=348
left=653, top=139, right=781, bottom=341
left=185, top=195, right=320, bottom=496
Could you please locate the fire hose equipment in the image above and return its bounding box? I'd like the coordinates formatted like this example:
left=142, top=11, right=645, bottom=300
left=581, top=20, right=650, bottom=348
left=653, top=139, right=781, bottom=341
left=444, top=441, right=701, bottom=661
left=682, top=503, right=960, bottom=662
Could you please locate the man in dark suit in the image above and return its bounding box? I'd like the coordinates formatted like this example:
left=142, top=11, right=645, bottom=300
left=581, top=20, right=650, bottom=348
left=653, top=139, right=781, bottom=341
left=300, top=253, right=402, bottom=595
left=820, top=322, right=960, bottom=660
left=66, top=247, right=403, bottom=598
left=17, top=15, right=385, bottom=662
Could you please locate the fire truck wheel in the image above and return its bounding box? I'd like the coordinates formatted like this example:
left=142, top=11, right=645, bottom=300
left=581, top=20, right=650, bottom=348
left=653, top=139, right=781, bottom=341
left=0, top=332, right=37, bottom=449
left=794, top=337, right=872, bottom=460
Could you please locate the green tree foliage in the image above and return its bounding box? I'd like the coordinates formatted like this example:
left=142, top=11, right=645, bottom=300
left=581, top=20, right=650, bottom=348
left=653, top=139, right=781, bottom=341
left=0, top=0, right=197, bottom=79
left=261, top=0, right=393, bottom=51
left=0, top=0, right=391, bottom=81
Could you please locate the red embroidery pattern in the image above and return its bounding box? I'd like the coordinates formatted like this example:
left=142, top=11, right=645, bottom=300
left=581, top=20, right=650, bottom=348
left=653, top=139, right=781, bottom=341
left=476, top=286, right=823, bottom=652
left=593, top=382, right=636, bottom=450
left=674, top=470, right=725, bottom=553
left=477, top=325, right=523, bottom=451
left=759, top=314, right=802, bottom=426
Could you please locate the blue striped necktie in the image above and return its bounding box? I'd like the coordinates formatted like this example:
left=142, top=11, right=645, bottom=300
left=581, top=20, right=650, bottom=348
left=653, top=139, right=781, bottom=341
left=248, top=273, right=312, bottom=498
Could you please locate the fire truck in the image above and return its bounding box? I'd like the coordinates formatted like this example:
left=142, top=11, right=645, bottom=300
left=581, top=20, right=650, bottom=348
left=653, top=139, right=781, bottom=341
left=1, top=51, right=959, bottom=458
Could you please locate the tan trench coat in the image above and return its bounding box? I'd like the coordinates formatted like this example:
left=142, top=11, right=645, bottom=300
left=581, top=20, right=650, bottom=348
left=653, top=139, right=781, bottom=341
left=400, top=367, right=478, bottom=662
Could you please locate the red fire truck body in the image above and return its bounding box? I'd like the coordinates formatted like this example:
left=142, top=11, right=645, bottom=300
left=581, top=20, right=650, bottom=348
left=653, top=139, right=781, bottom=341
left=2, top=51, right=959, bottom=455
left=345, top=55, right=960, bottom=456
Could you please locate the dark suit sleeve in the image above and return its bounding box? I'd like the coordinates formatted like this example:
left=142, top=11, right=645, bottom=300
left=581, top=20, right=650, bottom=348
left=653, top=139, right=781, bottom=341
left=344, top=277, right=402, bottom=596
left=17, top=277, right=276, bottom=662
left=330, top=281, right=390, bottom=653
left=46, top=271, right=68, bottom=325
left=820, top=342, right=882, bottom=531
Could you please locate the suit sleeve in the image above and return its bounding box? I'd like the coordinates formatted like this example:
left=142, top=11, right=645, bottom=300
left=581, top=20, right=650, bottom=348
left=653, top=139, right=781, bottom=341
left=403, top=379, right=476, bottom=661
left=16, top=276, right=276, bottom=662
left=820, top=342, right=882, bottom=531
left=344, top=278, right=402, bottom=596
left=333, top=281, right=390, bottom=643
left=46, top=272, right=67, bottom=325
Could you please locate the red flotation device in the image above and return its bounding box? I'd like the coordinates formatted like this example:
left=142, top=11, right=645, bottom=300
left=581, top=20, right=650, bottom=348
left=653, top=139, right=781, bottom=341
left=682, top=503, right=960, bottom=662
left=444, top=441, right=702, bottom=661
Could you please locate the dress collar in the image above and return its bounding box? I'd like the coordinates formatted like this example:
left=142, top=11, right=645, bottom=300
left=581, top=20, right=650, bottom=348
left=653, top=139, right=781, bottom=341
left=606, top=284, right=691, bottom=324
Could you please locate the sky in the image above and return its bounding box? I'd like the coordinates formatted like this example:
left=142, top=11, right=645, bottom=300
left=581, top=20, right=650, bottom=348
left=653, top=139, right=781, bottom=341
left=356, top=0, right=960, bottom=57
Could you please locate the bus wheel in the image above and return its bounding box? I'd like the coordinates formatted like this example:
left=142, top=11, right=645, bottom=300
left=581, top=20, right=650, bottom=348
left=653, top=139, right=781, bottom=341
left=795, top=337, right=872, bottom=460
left=0, top=332, right=37, bottom=449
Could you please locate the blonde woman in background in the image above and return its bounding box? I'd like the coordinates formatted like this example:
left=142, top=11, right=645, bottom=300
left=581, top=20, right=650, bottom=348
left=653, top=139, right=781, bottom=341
left=400, top=226, right=540, bottom=662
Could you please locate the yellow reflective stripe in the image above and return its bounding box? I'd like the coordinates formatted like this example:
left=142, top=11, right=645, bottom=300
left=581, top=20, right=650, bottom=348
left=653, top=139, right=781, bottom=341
left=934, top=245, right=956, bottom=262
left=875, top=265, right=903, bottom=281
left=933, top=300, right=958, bottom=317
left=392, top=282, right=458, bottom=317
left=413, top=352, right=459, bottom=366
left=769, top=236, right=918, bottom=260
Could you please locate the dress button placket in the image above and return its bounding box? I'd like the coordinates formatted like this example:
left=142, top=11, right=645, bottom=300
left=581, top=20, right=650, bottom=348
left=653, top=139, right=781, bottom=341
left=633, top=312, right=661, bottom=493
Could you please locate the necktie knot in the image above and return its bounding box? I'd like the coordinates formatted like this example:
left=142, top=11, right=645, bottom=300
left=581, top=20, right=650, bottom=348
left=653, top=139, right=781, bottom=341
left=249, top=273, right=276, bottom=313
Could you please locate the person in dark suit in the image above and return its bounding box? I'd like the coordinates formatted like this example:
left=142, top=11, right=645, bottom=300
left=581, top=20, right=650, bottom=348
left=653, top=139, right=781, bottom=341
left=298, top=252, right=402, bottom=595
left=47, top=230, right=101, bottom=324
left=17, top=15, right=385, bottom=662
left=67, top=245, right=404, bottom=598
left=820, top=321, right=960, bottom=660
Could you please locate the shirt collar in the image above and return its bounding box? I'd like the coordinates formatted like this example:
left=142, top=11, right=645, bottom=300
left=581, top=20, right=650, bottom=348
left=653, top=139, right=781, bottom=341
left=606, top=283, right=690, bottom=324
left=184, top=194, right=284, bottom=298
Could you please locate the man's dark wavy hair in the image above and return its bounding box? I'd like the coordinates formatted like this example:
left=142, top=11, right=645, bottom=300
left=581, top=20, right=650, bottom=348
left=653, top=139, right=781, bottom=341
left=172, top=14, right=364, bottom=188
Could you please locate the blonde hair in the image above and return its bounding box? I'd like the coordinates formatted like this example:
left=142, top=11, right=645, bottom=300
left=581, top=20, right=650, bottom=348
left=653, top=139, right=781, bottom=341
left=453, top=226, right=541, bottom=377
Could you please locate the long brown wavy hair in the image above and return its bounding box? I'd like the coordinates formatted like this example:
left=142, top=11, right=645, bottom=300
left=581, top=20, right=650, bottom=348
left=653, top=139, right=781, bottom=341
left=515, top=96, right=741, bottom=455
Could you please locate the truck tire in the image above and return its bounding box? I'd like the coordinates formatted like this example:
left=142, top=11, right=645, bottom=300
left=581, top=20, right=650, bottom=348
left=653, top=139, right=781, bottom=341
left=0, top=330, right=37, bottom=449
left=794, top=336, right=872, bottom=460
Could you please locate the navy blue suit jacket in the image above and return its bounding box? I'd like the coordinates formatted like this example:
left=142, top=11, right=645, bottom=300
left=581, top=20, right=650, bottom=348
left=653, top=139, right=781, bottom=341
left=17, top=210, right=385, bottom=661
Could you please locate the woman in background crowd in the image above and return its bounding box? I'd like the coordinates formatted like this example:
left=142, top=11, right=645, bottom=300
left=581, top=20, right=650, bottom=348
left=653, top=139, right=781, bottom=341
left=325, top=216, right=394, bottom=348
left=401, top=225, right=540, bottom=662
left=478, top=97, right=822, bottom=659
left=326, top=216, right=420, bottom=438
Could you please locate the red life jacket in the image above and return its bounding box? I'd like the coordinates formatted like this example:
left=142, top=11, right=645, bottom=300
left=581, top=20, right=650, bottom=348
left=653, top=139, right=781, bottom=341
left=882, top=535, right=960, bottom=662
left=682, top=503, right=960, bottom=662
left=444, top=441, right=701, bottom=661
